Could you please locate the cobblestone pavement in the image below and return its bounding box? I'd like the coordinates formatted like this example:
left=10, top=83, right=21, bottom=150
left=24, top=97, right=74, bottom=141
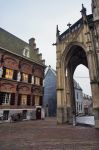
left=0, top=118, right=99, bottom=150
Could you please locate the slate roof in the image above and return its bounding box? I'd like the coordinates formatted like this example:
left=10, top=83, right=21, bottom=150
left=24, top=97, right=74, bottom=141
left=44, top=66, right=56, bottom=78
left=59, top=14, right=93, bottom=40
left=0, top=28, right=44, bottom=66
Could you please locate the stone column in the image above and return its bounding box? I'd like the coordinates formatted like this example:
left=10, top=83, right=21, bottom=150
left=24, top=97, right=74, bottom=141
left=57, top=66, right=67, bottom=124
left=67, top=67, right=76, bottom=125
left=87, top=50, right=99, bottom=128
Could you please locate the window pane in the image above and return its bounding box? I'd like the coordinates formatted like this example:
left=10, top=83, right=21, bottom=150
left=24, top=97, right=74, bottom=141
left=35, top=77, right=40, bottom=85
left=2, top=93, right=11, bottom=104
left=21, top=95, right=27, bottom=105
left=22, top=73, right=28, bottom=82
left=5, top=69, right=13, bottom=79
left=35, top=96, right=39, bottom=106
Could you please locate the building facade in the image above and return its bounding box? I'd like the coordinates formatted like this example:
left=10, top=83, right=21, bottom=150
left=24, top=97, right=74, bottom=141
left=43, top=66, right=57, bottom=116
left=74, top=81, right=84, bottom=116
left=0, top=28, right=45, bottom=122
left=83, top=94, right=93, bottom=115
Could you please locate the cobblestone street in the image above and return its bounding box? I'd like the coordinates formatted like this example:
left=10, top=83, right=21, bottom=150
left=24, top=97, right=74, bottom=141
left=0, top=118, right=99, bottom=150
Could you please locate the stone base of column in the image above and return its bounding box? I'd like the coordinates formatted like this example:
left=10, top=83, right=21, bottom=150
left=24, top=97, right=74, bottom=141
left=67, top=107, right=77, bottom=125
left=57, top=107, right=67, bottom=124
left=95, top=120, right=99, bottom=128
left=93, top=108, right=99, bottom=129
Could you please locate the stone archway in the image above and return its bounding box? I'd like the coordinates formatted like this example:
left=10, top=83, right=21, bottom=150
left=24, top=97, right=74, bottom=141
left=56, top=4, right=99, bottom=128
left=57, top=42, right=99, bottom=128
left=61, top=43, right=90, bottom=123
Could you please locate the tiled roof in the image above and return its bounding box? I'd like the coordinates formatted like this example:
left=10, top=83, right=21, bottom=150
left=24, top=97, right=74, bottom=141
left=0, top=28, right=44, bottom=66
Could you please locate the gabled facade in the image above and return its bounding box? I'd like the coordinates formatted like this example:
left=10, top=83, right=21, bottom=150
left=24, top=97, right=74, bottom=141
left=0, top=28, right=45, bottom=121
left=43, top=66, right=57, bottom=116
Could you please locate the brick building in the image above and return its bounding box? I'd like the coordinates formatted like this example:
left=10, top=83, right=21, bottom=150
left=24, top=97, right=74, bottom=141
left=0, top=28, right=45, bottom=121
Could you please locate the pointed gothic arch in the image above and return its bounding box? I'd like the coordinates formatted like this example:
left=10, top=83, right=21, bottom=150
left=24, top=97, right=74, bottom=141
left=56, top=3, right=99, bottom=128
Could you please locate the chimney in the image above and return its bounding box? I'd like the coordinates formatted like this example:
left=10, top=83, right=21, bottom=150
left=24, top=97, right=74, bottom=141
left=29, top=38, right=36, bottom=49
left=42, top=59, right=45, bottom=65
left=38, top=53, right=42, bottom=60
left=34, top=48, right=39, bottom=54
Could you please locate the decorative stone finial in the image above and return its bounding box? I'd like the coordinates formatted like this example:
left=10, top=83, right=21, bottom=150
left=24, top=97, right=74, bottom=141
left=80, top=4, right=87, bottom=24
left=80, top=4, right=87, bottom=16
left=67, top=23, right=71, bottom=28
left=56, top=25, right=60, bottom=37
left=67, top=23, right=71, bottom=33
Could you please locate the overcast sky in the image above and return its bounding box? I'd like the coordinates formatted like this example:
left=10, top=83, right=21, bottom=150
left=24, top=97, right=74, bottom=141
left=0, top=0, right=92, bottom=95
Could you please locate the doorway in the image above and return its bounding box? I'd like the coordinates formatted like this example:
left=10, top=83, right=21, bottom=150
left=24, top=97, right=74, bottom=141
left=36, top=107, right=41, bottom=119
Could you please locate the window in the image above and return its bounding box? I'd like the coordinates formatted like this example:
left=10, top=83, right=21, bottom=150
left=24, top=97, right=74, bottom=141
left=5, top=68, right=13, bottom=79
left=22, top=73, right=28, bottom=82
left=3, top=111, right=9, bottom=120
left=27, top=95, right=31, bottom=105
left=10, top=93, right=15, bottom=105
left=40, top=78, right=43, bottom=86
left=76, top=102, right=78, bottom=113
left=35, top=77, right=40, bottom=85
left=77, top=93, right=78, bottom=99
left=79, top=104, right=80, bottom=111
left=32, top=96, right=35, bottom=106
left=0, top=92, right=15, bottom=105
left=17, top=95, right=21, bottom=105
left=28, top=74, right=31, bottom=83
left=2, top=93, right=11, bottom=104
left=21, top=95, right=27, bottom=105
left=35, top=96, right=40, bottom=106
left=23, top=47, right=30, bottom=58
left=81, top=104, right=82, bottom=111
left=13, top=70, right=18, bottom=80
left=39, top=96, right=42, bottom=106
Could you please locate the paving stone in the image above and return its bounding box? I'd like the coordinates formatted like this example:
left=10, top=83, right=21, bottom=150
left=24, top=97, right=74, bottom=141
left=0, top=118, right=99, bottom=150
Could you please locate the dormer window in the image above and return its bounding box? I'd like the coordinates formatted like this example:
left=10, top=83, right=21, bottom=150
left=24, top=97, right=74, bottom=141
left=23, top=47, right=30, bottom=58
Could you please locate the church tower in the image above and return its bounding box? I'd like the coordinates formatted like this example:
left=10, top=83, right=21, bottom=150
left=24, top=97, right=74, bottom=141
left=92, top=0, right=99, bottom=21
